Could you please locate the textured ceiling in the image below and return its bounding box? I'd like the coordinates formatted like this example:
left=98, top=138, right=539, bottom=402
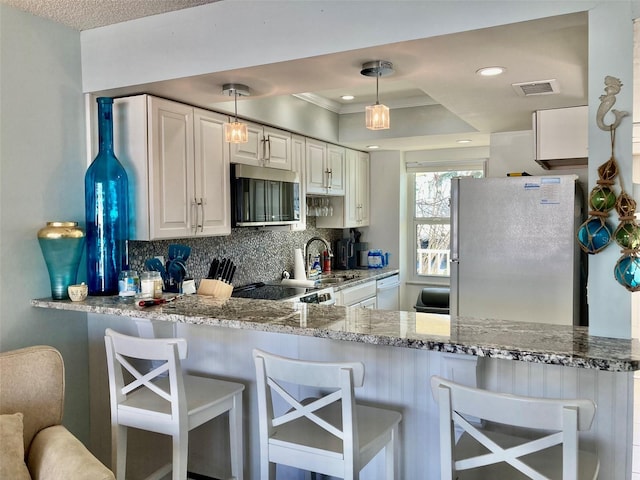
left=0, top=0, right=220, bottom=30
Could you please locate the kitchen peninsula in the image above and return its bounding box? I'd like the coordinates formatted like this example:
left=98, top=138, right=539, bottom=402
left=32, top=294, right=639, bottom=372
left=32, top=291, right=638, bottom=479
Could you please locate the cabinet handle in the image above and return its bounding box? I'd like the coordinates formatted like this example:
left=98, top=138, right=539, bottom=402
left=191, top=199, right=199, bottom=235
left=199, top=198, right=206, bottom=233
left=326, top=168, right=332, bottom=191
left=192, top=198, right=203, bottom=235
left=261, top=136, right=271, bottom=164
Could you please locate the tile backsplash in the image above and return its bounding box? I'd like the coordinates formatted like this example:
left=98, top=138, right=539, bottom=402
left=128, top=218, right=343, bottom=287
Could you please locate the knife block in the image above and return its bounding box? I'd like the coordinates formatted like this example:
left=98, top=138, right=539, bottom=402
left=197, top=279, right=233, bottom=300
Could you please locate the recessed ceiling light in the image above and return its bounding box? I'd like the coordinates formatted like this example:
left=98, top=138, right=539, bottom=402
left=367, top=145, right=380, bottom=149
left=341, top=95, right=355, bottom=101
left=456, top=139, right=472, bottom=144
left=476, top=66, right=506, bottom=77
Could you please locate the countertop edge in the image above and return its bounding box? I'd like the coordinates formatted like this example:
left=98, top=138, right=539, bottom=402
left=31, top=295, right=639, bottom=372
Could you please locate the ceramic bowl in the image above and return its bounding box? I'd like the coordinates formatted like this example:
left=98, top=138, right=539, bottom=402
left=68, top=283, right=88, bottom=302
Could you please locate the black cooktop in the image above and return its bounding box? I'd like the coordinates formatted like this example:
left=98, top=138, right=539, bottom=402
left=231, top=282, right=309, bottom=301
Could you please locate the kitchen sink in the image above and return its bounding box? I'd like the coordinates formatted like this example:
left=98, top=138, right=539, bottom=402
left=317, top=277, right=344, bottom=284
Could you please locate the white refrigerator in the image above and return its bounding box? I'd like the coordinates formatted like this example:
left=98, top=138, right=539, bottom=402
left=450, top=175, right=585, bottom=325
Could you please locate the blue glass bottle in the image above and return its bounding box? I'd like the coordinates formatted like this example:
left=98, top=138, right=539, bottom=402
left=85, top=97, right=129, bottom=295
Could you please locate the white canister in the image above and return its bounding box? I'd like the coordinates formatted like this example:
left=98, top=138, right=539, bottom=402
left=140, top=271, right=163, bottom=299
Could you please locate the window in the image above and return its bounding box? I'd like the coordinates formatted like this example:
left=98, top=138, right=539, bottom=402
left=409, top=163, right=484, bottom=279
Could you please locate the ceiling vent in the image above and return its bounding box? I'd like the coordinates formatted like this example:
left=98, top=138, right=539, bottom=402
left=512, top=79, right=560, bottom=97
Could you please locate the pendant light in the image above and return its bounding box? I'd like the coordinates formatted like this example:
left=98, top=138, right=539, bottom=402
left=361, top=60, right=394, bottom=130
left=222, top=83, right=250, bottom=143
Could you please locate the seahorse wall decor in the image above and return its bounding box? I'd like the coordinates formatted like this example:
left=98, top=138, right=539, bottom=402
left=577, top=75, right=639, bottom=291
left=596, top=75, right=629, bottom=131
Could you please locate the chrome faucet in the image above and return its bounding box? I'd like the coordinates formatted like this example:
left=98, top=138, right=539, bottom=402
left=304, top=236, right=333, bottom=277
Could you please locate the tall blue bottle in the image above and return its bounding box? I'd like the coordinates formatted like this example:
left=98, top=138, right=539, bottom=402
left=85, top=97, right=129, bottom=295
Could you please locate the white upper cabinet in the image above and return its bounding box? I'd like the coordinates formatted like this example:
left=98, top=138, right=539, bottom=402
left=306, top=139, right=345, bottom=195
left=290, top=134, right=306, bottom=231
left=230, top=121, right=292, bottom=170
left=317, top=148, right=369, bottom=228
left=193, top=108, right=232, bottom=236
left=113, top=95, right=230, bottom=240
left=345, top=150, right=370, bottom=227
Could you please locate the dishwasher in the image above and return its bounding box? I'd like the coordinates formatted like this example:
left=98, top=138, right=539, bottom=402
left=376, top=274, right=400, bottom=310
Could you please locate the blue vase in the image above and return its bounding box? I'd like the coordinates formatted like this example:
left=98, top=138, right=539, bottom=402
left=37, top=222, right=85, bottom=299
left=85, top=97, right=129, bottom=295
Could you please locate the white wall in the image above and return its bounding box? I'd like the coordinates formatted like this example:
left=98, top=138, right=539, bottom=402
left=587, top=2, right=636, bottom=339
left=80, top=1, right=599, bottom=93
left=0, top=4, right=90, bottom=441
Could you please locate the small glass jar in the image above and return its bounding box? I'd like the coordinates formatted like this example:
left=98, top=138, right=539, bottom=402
left=140, top=271, right=163, bottom=299
left=118, top=270, right=139, bottom=297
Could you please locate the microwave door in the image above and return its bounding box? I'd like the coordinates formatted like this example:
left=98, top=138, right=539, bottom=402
left=252, top=179, right=267, bottom=223
left=268, top=180, right=282, bottom=221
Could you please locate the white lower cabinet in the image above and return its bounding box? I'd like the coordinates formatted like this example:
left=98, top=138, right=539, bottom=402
left=113, top=95, right=231, bottom=240
left=336, top=280, right=377, bottom=307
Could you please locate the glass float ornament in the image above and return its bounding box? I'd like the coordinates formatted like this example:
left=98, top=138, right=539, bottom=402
left=614, top=253, right=640, bottom=291
left=615, top=191, right=637, bottom=217
left=614, top=221, right=640, bottom=250
left=597, top=156, right=618, bottom=182
left=588, top=184, right=617, bottom=212
left=577, top=216, right=614, bottom=254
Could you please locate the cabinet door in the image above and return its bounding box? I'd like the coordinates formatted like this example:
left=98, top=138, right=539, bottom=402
left=326, top=144, right=345, bottom=195
left=229, top=121, right=263, bottom=167
left=264, top=126, right=292, bottom=170
left=148, top=97, right=194, bottom=239
left=306, top=139, right=327, bottom=194
left=344, top=149, right=359, bottom=226
left=193, top=109, right=231, bottom=236
left=290, top=134, right=306, bottom=231
left=360, top=296, right=377, bottom=309
left=357, top=151, right=370, bottom=226
left=113, top=95, right=151, bottom=240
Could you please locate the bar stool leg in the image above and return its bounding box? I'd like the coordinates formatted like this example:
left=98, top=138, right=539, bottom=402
left=172, top=428, right=188, bottom=480
left=112, top=424, right=127, bottom=480
left=228, top=392, right=243, bottom=480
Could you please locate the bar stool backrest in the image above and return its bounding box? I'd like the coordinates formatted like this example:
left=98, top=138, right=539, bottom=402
left=253, top=349, right=365, bottom=477
left=430, top=375, right=597, bottom=480
left=104, top=328, right=188, bottom=431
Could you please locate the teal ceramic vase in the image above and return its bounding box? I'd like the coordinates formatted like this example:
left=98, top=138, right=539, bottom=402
left=37, top=222, right=85, bottom=299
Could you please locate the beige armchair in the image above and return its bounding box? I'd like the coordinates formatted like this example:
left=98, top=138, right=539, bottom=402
left=0, top=345, right=115, bottom=480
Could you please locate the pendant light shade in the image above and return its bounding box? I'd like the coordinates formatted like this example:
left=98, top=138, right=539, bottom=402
left=365, top=103, right=390, bottom=130
left=361, top=61, right=394, bottom=130
left=222, top=83, right=250, bottom=143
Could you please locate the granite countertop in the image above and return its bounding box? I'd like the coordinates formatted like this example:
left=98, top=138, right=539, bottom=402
left=32, top=289, right=640, bottom=372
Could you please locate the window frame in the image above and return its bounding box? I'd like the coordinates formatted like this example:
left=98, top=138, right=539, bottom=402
left=406, top=160, right=486, bottom=284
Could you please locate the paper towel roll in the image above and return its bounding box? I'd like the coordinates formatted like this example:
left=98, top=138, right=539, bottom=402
left=294, top=248, right=306, bottom=280
left=281, top=278, right=318, bottom=288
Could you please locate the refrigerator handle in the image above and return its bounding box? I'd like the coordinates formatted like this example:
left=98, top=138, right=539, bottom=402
left=449, top=178, right=460, bottom=317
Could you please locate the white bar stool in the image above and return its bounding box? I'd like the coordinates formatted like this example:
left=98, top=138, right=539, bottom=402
left=430, top=375, right=600, bottom=479
left=104, top=328, right=244, bottom=480
left=253, top=348, right=402, bottom=480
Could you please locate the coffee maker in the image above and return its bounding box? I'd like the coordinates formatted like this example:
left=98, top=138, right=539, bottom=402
left=355, top=242, right=369, bottom=268
left=334, top=238, right=356, bottom=270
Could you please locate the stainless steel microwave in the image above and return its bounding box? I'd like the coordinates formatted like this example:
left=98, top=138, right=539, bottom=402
left=231, top=164, right=301, bottom=227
